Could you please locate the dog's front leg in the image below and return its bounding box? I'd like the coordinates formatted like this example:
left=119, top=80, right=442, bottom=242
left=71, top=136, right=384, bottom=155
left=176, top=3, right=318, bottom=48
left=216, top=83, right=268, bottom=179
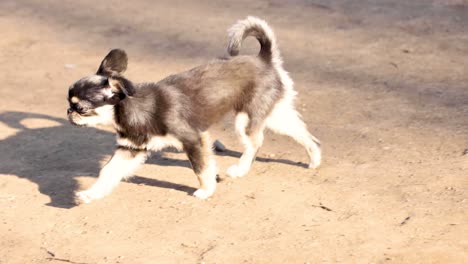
left=75, top=147, right=147, bottom=204
left=183, top=133, right=217, bottom=199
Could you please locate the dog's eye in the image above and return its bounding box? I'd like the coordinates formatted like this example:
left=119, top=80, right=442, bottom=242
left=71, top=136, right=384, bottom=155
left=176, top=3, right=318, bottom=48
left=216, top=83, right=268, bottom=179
left=78, top=106, right=88, bottom=113
left=72, top=104, right=88, bottom=114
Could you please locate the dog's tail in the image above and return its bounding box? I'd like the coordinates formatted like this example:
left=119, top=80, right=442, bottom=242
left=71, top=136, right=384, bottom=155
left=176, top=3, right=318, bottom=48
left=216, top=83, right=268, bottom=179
left=227, top=16, right=281, bottom=65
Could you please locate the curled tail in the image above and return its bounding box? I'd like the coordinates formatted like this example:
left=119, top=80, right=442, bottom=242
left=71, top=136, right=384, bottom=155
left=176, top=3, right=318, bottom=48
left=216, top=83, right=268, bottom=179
left=227, top=16, right=281, bottom=65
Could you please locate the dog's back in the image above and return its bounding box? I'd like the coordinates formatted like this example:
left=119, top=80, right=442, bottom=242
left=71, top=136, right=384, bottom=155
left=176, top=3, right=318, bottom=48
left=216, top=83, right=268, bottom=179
left=149, top=56, right=278, bottom=130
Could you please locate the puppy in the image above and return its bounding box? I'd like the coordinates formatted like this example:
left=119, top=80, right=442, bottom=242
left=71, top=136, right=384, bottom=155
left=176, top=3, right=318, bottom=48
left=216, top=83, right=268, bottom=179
left=67, top=17, right=321, bottom=203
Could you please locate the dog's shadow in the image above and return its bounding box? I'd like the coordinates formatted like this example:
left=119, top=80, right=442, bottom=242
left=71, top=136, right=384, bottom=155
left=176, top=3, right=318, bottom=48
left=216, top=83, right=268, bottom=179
left=0, top=111, right=196, bottom=208
left=0, top=111, right=305, bottom=209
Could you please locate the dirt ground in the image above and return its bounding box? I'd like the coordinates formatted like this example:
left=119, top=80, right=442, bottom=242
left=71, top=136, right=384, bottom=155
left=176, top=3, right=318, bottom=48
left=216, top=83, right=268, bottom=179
left=0, top=0, right=467, bottom=263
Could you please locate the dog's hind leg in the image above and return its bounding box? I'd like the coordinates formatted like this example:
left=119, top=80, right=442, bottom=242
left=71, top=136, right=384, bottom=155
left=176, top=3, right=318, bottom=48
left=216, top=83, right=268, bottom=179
left=183, top=132, right=217, bottom=199
left=227, top=112, right=265, bottom=178
left=266, top=102, right=321, bottom=169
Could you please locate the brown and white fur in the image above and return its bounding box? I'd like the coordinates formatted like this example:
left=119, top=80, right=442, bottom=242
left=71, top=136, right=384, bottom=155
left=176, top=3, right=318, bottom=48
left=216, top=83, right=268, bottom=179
left=67, top=17, right=321, bottom=203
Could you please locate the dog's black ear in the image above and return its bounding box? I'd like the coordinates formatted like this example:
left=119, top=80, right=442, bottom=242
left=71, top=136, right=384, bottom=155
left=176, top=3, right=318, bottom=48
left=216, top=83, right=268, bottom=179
left=97, top=49, right=128, bottom=76
left=108, top=76, right=136, bottom=97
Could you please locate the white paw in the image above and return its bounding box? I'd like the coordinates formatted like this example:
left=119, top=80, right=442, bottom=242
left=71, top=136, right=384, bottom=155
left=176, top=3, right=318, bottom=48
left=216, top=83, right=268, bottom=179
left=75, top=189, right=104, bottom=204
left=309, top=155, right=321, bottom=169
left=226, top=164, right=246, bottom=178
left=193, top=188, right=214, bottom=199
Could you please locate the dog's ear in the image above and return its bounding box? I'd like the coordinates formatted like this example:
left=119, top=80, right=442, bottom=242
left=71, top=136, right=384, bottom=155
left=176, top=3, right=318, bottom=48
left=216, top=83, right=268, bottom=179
left=97, top=49, right=128, bottom=76
left=108, top=76, right=136, bottom=98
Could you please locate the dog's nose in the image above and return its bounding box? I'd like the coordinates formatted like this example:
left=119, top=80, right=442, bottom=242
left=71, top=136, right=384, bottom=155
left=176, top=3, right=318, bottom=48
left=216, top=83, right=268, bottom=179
left=67, top=108, right=73, bottom=114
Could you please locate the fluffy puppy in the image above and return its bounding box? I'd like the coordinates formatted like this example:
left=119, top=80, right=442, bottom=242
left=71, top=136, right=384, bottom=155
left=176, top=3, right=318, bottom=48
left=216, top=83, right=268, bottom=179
left=67, top=17, right=321, bottom=203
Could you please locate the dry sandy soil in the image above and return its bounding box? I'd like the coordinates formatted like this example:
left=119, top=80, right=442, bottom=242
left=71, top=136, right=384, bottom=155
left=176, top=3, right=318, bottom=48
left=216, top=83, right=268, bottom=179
left=0, top=0, right=467, bottom=263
